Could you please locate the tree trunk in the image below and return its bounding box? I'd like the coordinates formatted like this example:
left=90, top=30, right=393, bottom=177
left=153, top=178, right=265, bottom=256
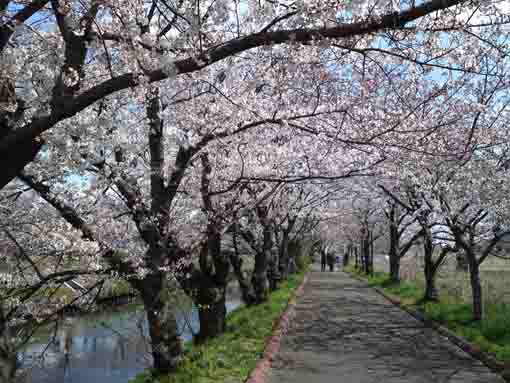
left=0, top=359, right=16, bottom=383
left=422, top=237, right=438, bottom=302
left=252, top=254, right=270, bottom=304
left=252, top=219, right=272, bottom=303
left=0, top=312, right=17, bottom=383
left=388, top=219, right=400, bottom=283
left=230, top=231, right=256, bottom=305
left=456, top=251, right=469, bottom=272
left=389, top=255, right=400, bottom=284
left=423, top=274, right=438, bottom=302
left=268, top=248, right=280, bottom=291
left=468, top=258, right=483, bottom=321
left=193, top=226, right=229, bottom=343
left=368, top=232, right=374, bottom=275
left=195, top=286, right=227, bottom=344
left=135, top=272, right=182, bottom=373
left=0, top=101, right=43, bottom=191
left=278, top=230, right=290, bottom=279
left=362, top=231, right=370, bottom=275
left=229, top=252, right=256, bottom=305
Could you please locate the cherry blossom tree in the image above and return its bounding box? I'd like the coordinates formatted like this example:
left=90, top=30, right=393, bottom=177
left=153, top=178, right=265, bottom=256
left=2, top=1, right=510, bottom=379
left=2, top=0, right=509, bottom=189
left=0, top=180, right=108, bottom=382
left=433, top=158, right=510, bottom=320
left=379, top=58, right=510, bottom=312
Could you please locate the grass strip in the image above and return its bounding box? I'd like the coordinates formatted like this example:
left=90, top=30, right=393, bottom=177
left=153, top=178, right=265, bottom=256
left=346, top=266, right=510, bottom=364
left=131, top=270, right=307, bottom=383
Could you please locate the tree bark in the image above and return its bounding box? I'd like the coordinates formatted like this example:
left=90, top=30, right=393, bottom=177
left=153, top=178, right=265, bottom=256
left=389, top=254, right=400, bottom=284
left=268, top=248, right=280, bottom=291
left=251, top=207, right=272, bottom=303
left=423, top=261, right=438, bottom=302
left=252, top=251, right=270, bottom=303
left=0, top=358, right=16, bottom=383
left=229, top=254, right=256, bottom=305
left=135, top=272, right=182, bottom=373
left=0, top=136, right=42, bottom=189
left=468, top=257, right=483, bottom=321
left=423, top=272, right=438, bottom=301
left=422, top=235, right=438, bottom=302
left=278, top=217, right=297, bottom=279
left=388, top=209, right=401, bottom=283
left=362, top=230, right=370, bottom=275
left=180, top=264, right=229, bottom=344
left=451, top=225, right=483, bottom=321
left=456, top=251, right=469, bottom=272
left=0, top=305, right=17, bottom=383
left=278, top=229, right=291, bottom=279
left=195, top=285, right=227, bottom=344
left=230, top=229, right=256, bottom=305
left=423, top=269, right=438, bottom=302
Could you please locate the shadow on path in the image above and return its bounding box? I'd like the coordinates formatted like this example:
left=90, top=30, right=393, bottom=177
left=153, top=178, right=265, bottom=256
left=268, top=267, right=505, bottom=383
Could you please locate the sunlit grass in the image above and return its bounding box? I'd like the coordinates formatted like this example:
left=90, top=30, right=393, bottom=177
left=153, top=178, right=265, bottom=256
left=131, top=271, right=306, bottom=383
left=346, top=267, right=510, bottom=363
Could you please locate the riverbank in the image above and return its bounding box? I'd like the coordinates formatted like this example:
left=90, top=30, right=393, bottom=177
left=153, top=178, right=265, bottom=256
left=21, top=297, right=243, bottom=383
left=346, top=267, right=510, bottom=375
left=131, top=270, right=308, bottom=383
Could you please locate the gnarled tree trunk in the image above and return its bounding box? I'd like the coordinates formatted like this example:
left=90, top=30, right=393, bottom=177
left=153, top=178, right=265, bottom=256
left=388, top=218, right=400, bottom=284
left=362, top=229, right=371, bottom=275
left=456, top=251, right=469, bottom=272
left=194, top=283, right=227, bottom=344
left=468, top=255, right=483, bottom=321
left=230, top=229, right=256, bottom=305
left=251, top=209, right=273, bottom=303
left=195, top=227, right=230, bottom=343
left=422, top=237, right=438, bottom=302
left=0, top=305, right=17, bottom=383
left=252, top=250, right=270, bottom=303
left=268, top=248, right=280, bottom=291
left=135, top=271, right=182, bottom=373
left=278, top=229, right=291, bottom=280
left=229, top=252, right=256, bottom=305
left=389, top=254, right=400, bottom=284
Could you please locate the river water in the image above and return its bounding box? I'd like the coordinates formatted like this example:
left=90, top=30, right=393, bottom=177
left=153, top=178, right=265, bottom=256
left=20, top=297, right=242, bottom=383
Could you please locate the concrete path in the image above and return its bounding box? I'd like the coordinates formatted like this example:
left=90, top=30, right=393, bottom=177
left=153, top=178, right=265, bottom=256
left=268, top=267, right=505, bottom=383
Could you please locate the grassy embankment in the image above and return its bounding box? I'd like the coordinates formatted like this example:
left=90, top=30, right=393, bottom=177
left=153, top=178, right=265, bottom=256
left=346, top=266, right=510, bottom=362
left=132, top=270, right=307, bottom=383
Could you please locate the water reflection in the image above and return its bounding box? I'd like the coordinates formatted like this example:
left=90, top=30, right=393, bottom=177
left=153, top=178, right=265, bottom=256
left=21, top=299, right=241, bottom=383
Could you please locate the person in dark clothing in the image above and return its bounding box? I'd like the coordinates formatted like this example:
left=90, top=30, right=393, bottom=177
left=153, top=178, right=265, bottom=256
left=321, top=250, right=327, bottom=272
left=327, top=252, right=335, bottom=272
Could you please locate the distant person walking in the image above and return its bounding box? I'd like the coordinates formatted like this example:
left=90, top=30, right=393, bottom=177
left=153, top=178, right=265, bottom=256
left=327, top=252, right=335, bottom=272
left=321, top=249, right=327, bottom=272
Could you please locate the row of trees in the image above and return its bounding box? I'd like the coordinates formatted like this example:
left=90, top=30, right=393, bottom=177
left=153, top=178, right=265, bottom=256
left=2, top=0, right=510, bottom=381
left=345, top=151, right=510, bottom=322
left=2, top=164, right=323, bottom=377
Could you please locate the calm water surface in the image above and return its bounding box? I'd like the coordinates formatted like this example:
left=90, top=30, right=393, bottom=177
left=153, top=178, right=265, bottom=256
left=21, top=297, right=242, bottom=383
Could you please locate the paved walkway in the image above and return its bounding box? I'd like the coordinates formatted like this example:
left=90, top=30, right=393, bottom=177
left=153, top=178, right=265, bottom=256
left=268, top=267, right=505, bottom=383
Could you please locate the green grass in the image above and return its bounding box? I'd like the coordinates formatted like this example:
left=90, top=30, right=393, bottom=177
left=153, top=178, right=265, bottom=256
left=131, top=270, right=307, bottom=383
left=346, top=266, right=510, bottom=363
left=101, top=278, right=136, bottom=298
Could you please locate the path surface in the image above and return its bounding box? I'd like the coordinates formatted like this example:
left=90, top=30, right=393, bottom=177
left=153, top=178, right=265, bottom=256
left=268, top=267, right=505, bottom=383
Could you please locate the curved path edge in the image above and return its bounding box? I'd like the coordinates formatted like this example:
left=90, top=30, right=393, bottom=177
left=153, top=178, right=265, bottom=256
left=245, top=272, right=310, bottom=383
